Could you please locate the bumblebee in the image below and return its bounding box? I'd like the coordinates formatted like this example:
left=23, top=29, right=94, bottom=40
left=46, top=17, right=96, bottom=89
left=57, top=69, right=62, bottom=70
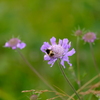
left=46, top=49, right=54, bottom=57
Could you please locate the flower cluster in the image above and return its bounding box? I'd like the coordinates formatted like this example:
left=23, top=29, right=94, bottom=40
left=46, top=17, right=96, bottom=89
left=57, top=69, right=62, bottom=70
left=4, top=38, right=26, bottom=49
left=41, top=37, right=75, bottom=68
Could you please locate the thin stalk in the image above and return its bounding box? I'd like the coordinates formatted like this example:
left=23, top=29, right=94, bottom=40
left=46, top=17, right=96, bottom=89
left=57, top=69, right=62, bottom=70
left=16, top=49, right=66, bottom=100
left=53, top=85, right=75, bottom=100
left=16, top=49, right=53, bottom=89
left=76, top=37, right=81, bottom=87
left=58, top=61, right=81, bottom=100
left=68, top=74, right=99, bottom=100
left=89, top=43, right=100, bottom=79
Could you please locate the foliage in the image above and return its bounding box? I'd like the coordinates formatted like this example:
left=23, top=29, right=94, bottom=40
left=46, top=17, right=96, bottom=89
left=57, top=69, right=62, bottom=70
left=0, top=0, right=100, bottom=100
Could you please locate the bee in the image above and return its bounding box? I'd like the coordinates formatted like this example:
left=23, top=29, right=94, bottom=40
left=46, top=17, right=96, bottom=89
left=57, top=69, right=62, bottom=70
left=46, top=49, right=54, bottom=57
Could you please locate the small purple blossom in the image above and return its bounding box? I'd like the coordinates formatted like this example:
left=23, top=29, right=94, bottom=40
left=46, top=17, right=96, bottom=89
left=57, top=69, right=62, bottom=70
left=4, top=38, right=26, bottom=49
left=83, top=32, right=96, bottom=43
left=41, top=37, right=75, bottom=68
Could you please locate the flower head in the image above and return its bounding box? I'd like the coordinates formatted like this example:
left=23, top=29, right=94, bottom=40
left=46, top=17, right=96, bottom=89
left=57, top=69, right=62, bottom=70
left=4, top=38, right=26, bottom=49
left=83, top=32, right=96, bottom=43
left=75, top=30, right=82, bottom=36
left=41, top=37, right=75, bottom=68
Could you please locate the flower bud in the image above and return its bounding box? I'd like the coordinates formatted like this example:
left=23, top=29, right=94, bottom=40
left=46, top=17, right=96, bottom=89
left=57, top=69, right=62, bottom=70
left=30, top=95, right=38, bottom=100
left=75, top=30, right=82, bottom=36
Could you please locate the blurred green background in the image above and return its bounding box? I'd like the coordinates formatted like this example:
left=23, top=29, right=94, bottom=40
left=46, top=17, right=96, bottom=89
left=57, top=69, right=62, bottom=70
left=0, top=0, right=100, bottom=100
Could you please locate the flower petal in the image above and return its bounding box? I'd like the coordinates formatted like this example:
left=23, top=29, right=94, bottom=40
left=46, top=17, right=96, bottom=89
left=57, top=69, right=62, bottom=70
left=68, top=42, right=71, bottom=48
left=12, top=46, right=17, bottom=49
left=41, top=42, right=51, bottom=52
left=17, top=42, right=26, bottom=49
left=4, top=42, right=9, bottom=47
left=44, top=55, right=50, bottom=60
left=67, top=48, right=75, bottom=56
left=58, top=39, right=63, bottom=45
left=60, top=60, right=66, bottom=68
left=50, top=37, right=56, bottom=45
left=61, top=55, right=72, bottom=66
left=62, top=39, right=68, bottom=49
left=48, top=58, right=57, bottom=67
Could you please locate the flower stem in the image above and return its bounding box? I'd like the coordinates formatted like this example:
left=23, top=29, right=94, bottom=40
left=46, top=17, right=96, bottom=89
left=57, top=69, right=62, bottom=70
left=17, top=49, right=66, bottom=100
left=58, top=61, right=81, bottom=100
left=76, top=37, right=81, bottom=87
left=89, top=43, right=100, bottom=79
left=16, top=50, right=54, bottom=91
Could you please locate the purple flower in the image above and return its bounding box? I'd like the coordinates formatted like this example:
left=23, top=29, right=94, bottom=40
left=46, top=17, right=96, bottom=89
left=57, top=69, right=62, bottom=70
left=4, top=38, right=26, bottom=49
left=41, top=37, right=75, bottom=68
left=83, top=32, right=96, bottom=43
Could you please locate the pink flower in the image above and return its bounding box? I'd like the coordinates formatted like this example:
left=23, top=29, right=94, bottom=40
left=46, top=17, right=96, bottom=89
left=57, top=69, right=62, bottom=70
left=83, top=32, right=96, bottom=43
left=4, top=38, right=26, bottom=49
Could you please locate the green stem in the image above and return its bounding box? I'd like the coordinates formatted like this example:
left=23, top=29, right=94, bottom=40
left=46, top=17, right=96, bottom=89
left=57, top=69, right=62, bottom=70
left=17, top=50, right=53, bottom=89
left=89, top=43, right=100, bottom=79
left=76, top=37, right=81, bottom=87
left=16, top=49, right=66, bottom=100
left=58, top=61, right=81, bottom=100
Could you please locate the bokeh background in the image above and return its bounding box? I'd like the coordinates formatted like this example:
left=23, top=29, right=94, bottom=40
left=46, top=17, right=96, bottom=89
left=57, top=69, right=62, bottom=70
left=0, top=0, right=100, bottom=100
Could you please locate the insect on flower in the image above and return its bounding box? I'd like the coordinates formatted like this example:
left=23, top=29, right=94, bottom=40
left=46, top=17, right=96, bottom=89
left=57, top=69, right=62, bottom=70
left=41, top=37, right=76, bottom=68
left=45, top=49, right=54, bottom=57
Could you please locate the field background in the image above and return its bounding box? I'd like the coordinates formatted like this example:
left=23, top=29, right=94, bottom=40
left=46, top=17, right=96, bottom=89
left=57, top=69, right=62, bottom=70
left=0, top=0, right=100, bottom=100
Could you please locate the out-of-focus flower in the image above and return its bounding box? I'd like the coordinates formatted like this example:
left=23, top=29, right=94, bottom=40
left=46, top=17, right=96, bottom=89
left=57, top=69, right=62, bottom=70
left=4, top=38, right=26, bottom=49
left=83, top=32, right=96, bottom=43
left=75, top=30, right=82, bottom=36
left=41, top=37, right=75, bottom=68
left=30, top=95, right=38, bottom=100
